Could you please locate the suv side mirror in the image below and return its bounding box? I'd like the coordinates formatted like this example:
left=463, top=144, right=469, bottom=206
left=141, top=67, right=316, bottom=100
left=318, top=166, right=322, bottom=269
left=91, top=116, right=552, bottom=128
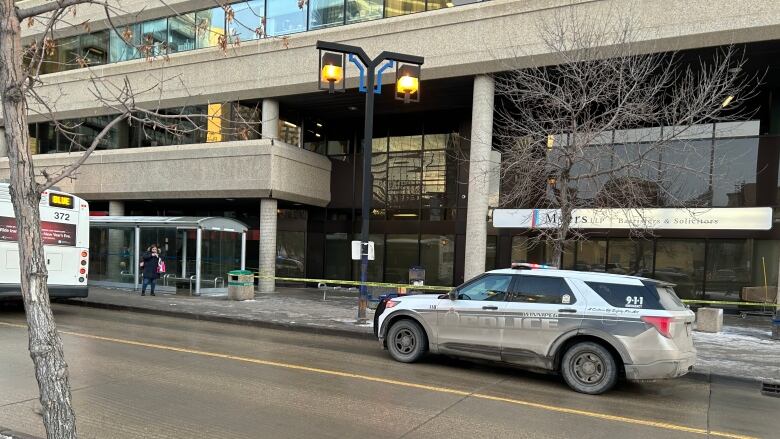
left=448, top=289, right=458, bottom=301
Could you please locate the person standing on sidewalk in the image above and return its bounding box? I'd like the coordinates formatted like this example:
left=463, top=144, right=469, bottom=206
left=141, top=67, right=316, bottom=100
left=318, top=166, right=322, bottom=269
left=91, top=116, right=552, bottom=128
left=140, top=244, right=161, bottom=296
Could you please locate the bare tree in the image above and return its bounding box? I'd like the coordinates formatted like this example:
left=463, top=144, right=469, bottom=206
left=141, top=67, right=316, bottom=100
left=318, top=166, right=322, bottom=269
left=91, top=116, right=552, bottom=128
left=494, top=9, right=760, bottom=264
left=0, top=1, right=301, bottom=436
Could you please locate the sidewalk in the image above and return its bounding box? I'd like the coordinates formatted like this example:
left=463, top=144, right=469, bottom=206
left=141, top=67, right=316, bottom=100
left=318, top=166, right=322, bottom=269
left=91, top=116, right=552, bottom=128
left=66, top=287, right=780, bottom=382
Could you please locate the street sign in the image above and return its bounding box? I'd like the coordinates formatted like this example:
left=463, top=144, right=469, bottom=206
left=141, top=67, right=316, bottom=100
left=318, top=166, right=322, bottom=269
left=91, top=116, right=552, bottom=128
left=351, top=240, right=375, bottom=261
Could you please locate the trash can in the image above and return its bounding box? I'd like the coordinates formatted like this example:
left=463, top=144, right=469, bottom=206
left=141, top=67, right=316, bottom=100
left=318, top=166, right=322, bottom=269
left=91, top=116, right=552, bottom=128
left=228, top=270, right=255, bottom=301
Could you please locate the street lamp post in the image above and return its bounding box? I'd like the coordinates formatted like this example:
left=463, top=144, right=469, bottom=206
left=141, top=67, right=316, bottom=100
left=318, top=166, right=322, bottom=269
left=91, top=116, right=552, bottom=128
left=317, top=41, right=423, bottom=323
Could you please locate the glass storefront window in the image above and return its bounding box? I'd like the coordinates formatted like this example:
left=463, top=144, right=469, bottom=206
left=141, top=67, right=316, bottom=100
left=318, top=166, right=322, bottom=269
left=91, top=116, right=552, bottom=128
left=325, top=233, right=351, bottom=280
left=385, top=0, right=425, bottom=17
left=229, top=0, right=265, bottom=44
left=385, top=234, right=419, bottom=283
left=421, top=235, right=454, bottom=285
left=141, top=18, right=169, bottom=57
left=168, top=13, right=197, bottom=53
left=309, top=0, right=345, bottom=29
left=485, top=235, right=497, bottom=270
left=655, top=239, right=705, bottom=299
left=753, top=240, right=779, bottom=289
left=277, top=230, right=306, bottom=278
left=346, top=0, right=383, bottom=23
left=80, top=31, right=109, bottom=66
left=607, top=238, right=653, bottom=276
left=109, top=24, right=141, bottom=62
left=266, top=0, right=307, bottom=36
left=576, top=240, right=606, bottom=271
left=196, top=7, right=226, bottom=49
left=705, top=240, right=752, bottom=301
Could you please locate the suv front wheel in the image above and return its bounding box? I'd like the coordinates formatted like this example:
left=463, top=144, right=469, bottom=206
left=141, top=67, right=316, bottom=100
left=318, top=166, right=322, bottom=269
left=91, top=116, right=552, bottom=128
left=387, top=319, right=427, bottom=363
left=561, top=342, right=618, bottom=395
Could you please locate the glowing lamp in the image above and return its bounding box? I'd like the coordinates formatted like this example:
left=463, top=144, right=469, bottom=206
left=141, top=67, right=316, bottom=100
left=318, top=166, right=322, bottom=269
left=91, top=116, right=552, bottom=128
left=395, top=64, right=421, bottom=103
left=319, top=51, right=345, bottom=94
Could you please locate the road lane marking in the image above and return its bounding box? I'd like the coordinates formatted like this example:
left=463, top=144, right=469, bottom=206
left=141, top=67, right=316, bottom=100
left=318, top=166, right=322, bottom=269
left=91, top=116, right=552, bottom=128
left=0, top=321, right=756, bottom=439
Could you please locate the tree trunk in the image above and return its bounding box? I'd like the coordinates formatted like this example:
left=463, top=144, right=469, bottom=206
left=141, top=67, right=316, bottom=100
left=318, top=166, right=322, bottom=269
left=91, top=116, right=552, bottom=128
left=0, top=2, right=78, bottom=438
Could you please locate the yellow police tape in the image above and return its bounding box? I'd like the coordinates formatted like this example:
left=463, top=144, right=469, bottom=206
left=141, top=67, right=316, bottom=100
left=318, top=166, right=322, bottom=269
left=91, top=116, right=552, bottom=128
left=253, top=274, right=780, bottom=308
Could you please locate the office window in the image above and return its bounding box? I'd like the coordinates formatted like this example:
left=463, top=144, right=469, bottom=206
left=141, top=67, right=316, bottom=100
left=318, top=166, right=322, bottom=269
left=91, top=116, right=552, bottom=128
left=196, top=7, right=226, bottom=48
left=42, top=36, right=79, bottom=74
left=427, top=0, right=480, bottom=10
left=346, top=0, right=383, bottom=23
left=266, top=0, right=307, bottom=36
left=109, top=24, right=141, bottom=62
left=387, top=151, right=421, bottom=218
left=80, top=31, right=109, bottom=66
left=309, top=0, right=344, bottom=29
left=385, top=0, right=425, bottom=17
left=141, top=18, right=168, bottom=57
left=229, top=1, right=265, bottom=43
left=168, top=13, right=197, bottom=53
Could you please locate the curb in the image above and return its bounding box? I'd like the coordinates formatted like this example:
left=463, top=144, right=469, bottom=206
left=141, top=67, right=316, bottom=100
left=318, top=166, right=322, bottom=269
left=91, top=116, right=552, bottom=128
left=0, top=427, right=42, bottom=439
left=59, top=299, right=375, bottom=341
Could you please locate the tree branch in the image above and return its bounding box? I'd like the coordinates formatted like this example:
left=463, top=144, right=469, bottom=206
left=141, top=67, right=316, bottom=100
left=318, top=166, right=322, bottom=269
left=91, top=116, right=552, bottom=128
left=38, top=112, right=129, bottom=193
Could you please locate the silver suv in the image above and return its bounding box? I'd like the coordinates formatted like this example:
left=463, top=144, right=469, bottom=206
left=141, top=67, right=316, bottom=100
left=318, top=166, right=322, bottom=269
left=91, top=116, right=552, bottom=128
left=375, top=264, right=696, bottom=394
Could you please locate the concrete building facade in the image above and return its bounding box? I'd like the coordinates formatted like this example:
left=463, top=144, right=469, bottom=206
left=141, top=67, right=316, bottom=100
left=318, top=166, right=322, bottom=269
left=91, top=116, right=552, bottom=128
left=2, top=0, right=780, bottom=297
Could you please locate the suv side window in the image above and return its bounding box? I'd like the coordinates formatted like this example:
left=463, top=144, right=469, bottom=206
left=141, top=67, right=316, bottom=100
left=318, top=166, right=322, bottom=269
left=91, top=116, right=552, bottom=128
left=510, top=275, right=574, bottom=304
left=585, top=281, right=662, bottom=309
left=456, top=274, right=513, bottom=301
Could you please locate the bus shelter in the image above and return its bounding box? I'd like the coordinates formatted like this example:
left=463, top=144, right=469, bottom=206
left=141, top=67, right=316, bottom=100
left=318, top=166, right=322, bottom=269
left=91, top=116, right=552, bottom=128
left=89, top=216, right=248, bottom=295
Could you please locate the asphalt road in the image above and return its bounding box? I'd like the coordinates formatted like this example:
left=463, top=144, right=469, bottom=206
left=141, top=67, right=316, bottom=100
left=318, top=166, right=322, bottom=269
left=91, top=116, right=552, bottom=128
left=0, top=304, right=777, bottom=439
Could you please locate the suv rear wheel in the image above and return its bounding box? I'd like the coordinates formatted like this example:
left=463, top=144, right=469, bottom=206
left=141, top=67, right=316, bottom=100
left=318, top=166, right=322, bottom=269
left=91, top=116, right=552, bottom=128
left=561, top=342, right=618, bottom=395
left=387, top=319, right=427, bottom=363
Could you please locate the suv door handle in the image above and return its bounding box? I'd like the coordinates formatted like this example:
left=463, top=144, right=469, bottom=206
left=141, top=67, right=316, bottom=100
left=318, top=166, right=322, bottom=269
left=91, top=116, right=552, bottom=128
left=558, top=308, right=577, bottom=313
left=482, top=306, right=499, bottom=310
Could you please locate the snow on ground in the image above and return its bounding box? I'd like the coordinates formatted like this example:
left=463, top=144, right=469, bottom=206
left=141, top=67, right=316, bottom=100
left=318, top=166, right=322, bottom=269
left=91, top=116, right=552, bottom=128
left=693, top=325, right=780, bottom=382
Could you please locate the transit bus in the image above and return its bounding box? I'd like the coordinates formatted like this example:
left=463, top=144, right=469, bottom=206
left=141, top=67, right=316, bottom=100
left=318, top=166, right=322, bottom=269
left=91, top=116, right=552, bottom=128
left=0, top=182, right=90, bottom=299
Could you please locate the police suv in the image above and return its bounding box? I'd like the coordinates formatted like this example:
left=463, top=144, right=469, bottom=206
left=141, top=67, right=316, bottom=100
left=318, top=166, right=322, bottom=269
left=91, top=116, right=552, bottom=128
left=374, top=264, right=696, bottom=394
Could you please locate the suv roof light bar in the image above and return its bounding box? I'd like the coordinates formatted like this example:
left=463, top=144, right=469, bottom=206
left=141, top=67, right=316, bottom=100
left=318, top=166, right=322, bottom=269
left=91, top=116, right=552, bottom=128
left=511, top=262, right=558, bottom=270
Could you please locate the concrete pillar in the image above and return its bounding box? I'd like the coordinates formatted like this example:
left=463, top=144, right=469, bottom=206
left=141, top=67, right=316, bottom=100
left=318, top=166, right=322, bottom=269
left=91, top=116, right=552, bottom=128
left=258, top=198, right=277, bottom=293
left=464, top=75, right=495, bottom=281
left=262, top=99, right=279, bottom=140
left=107, top=201, right=126, bottom=282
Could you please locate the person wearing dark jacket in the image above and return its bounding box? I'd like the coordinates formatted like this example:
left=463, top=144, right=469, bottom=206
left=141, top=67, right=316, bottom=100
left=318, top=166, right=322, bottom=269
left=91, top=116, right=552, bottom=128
left=141, top=244, right=161, bottom=296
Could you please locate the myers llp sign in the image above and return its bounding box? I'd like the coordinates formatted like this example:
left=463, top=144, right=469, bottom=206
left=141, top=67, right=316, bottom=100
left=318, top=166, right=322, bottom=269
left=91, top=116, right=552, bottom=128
left=493, top=208, right=773, bottom=230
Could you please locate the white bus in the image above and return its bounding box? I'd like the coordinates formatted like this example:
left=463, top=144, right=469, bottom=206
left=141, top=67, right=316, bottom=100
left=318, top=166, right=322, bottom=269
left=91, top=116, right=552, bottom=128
left=0, top=182, right=90, bottom=299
